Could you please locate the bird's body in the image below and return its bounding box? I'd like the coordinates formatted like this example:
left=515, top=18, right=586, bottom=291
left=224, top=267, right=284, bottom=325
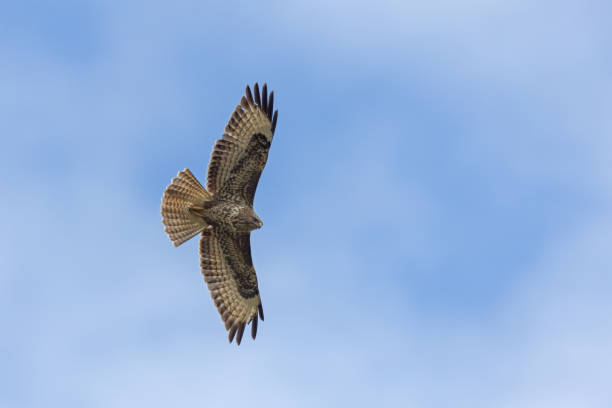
left=191, top=200, right=262, bottom=234
left=161, top=83, right=278, bottom=345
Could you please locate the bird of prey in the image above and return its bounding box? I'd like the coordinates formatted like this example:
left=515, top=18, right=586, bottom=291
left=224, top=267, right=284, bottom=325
left=161, top=83, right=278, bottom=345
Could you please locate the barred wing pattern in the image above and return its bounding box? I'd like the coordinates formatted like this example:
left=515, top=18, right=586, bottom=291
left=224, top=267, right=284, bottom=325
left=200, top=83, right=277, bottom=344
left=200, top=230, right=264, bottom=345
left=206, top=83, right=278, bottom=205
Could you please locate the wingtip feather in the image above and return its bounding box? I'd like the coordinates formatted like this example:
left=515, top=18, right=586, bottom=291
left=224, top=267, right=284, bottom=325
left=271, top=110, right=278, bottom=134
left=251, top=315, right=258, bottom=339
left=240, top=96, right=249, bottom=109
left=228, top=324, right=238, bottom=343
left=268, top=91, right=274, bottom=119
left=236, top=323, right=246, bottom=345
left=262, top=83, right=268, bottom=113
left=254, top=83, right=261, bottom=105
left=245, top=85, right=254, bottom=106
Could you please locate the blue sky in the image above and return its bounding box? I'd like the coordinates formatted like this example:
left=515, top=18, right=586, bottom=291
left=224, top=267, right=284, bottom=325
left=1, top=1, right=611, bottom=406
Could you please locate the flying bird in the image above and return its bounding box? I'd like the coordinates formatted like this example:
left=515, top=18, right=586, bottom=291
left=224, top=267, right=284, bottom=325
left=161, top=83, right=278, bottom=345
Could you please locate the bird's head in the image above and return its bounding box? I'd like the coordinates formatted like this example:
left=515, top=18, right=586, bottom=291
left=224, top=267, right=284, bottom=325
left=234, top=207, right=263, bottom=232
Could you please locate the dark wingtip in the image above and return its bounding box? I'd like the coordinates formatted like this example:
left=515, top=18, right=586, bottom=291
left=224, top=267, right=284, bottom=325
left=240, top=96, right=249, bottom=109
left=258, top=303, right=264, bottom=321
left=268, top=91, right=274, bottom=119
left=236, top=322, right=246, bottom=345
left=253, top=83, right=261, bottom=105
left=271, top=110, right=278, bottom=134
left=228, top=324, right=238, bottom=343
left=251, top=315, right=258, bottom=340
left=262, top=83, right=268, bottom=113
left=245, top=85, right=254, bottom=106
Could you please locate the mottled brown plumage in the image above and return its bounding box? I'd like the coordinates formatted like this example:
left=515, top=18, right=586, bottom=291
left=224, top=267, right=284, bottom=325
left=161, top=83, right=278, bottom=345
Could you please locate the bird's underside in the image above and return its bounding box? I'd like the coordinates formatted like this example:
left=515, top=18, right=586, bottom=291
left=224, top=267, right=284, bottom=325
left=160, top=83, right=278, bottom=345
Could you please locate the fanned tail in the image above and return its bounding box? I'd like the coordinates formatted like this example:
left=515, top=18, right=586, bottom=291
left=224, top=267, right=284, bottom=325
left=161, top=169, right=212, bottom=246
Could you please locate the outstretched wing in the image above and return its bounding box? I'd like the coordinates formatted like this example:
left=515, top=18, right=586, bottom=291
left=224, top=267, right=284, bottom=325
left=206, top=83, right=278, bottom=206
left=199, top=229, right=264, bottom=345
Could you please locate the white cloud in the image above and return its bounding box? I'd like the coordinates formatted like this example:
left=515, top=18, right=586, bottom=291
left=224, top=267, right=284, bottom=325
left=268, top=1, right=612, bottom=194
left=502, top=213, right=612, bottom=405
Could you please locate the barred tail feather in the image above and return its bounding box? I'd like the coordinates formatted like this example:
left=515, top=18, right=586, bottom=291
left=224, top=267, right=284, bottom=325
left=161, top=169, right=212, bottom=246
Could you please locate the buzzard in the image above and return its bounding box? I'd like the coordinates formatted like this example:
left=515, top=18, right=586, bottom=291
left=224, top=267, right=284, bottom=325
left=161, top=83, right=278, bottom=345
